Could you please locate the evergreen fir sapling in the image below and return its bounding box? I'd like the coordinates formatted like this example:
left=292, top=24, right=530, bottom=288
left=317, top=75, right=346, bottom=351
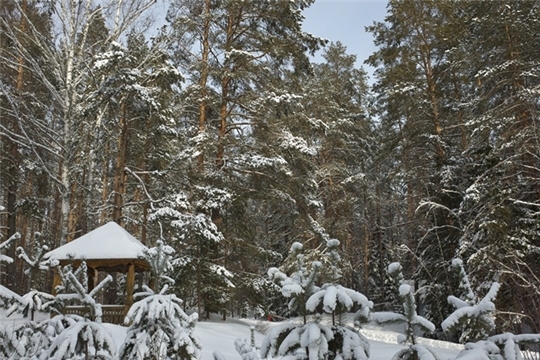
left=442, top=259, right=499, bottom=343
left=262, top=240, right=373, bottom=360
left=443, top=259, right=540, bottom=360
left=38, top=261, right=116, bottom=359
left=267, top=241, right=321, bottom=323
left=234, top=337, right=261, bottom=360
left=6, top=289, right=55, bottom=321
left=454, top=334, right=540, bottom=360
left=487, top=333, right=540, bottom=360
left=218, top=328, right=275, bottom=360
left=371, top=262, right=443, bottom=360
left=0, top=314, right=79, bottom=359
left=305, top=239, right=373, bottom=360
left=16, top=232, right=49, bottom=287
left=8, top=237, right=54, bottom=320
left=145, top=239, right=176, bottom=292
left=2, top=260, right=115, bottom=359
left=262, top=242, right=328, bottom=360
left=305, top=239, right=373, bottom=326
left=0, top=285, right=24, bottom=309
left=52, top=260, right=112, bottom=322
left=120, top=241, right=201, bottom=360
left=44, top=318, right=117, bottom=360
left=120, top=284, right=202, bottom=360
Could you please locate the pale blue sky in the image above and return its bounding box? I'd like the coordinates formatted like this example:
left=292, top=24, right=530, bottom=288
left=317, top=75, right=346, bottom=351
left=302, top=1, right=388, bottom=82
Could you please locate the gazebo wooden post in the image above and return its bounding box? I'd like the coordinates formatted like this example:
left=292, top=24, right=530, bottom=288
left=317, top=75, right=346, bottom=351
left=124, top=263, right=135, bottom=316
left=51, top=269, right=62, bottom=296
left=88, top=266, right=98, bottom=291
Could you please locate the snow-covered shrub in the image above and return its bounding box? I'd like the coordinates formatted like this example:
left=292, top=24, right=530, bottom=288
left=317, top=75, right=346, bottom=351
left=44, top=317, right=117, bottom=359
left=119, top=285, right=202, bottom=360
left=454, top=331, right=540, bottom=360
left=7, top=289, right=55, bottom=321
left=372, top=262, right=441, bottom=360
left=0, top=315, right=78, bottom=359
left=260, top=322, right=334, bottom=360
left=235, top=337, right=261, bottom=360
left=442, top=259, right=499, bottom=343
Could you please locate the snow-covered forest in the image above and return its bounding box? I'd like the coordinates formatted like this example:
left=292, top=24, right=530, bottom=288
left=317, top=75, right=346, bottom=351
left=1, top=0, right=540, bottom=355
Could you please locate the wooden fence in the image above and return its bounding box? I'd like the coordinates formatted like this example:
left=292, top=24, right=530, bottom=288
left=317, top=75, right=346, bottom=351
left=62, top=305, right=126, bottom=325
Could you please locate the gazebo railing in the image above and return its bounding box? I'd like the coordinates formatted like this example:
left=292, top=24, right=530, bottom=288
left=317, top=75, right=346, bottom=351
left=62, top=305, right=126, bottom=325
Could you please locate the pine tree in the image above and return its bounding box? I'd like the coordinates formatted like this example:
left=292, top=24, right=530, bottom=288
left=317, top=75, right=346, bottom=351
left=454, top=0, right=540, bottom=333
left=441, top=259, right=499, bottom=343
left=262, top=241, right=372, bottom=360
left=164, top=0, right=328, bottom=318
left=44, top=318, right=117, bottom=360
left=268, top=242, right=321, bottom=323
left=120, top=285, right=202, bottom=360
left=372, top=263, right=442, bottom=360
left=0, top=314, right=78, bottom=359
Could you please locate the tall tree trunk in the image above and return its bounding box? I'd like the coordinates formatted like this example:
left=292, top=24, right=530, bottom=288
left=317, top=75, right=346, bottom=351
left=100, top=141, right=110, bottom=225
left=112, top=101, right=129, bottom=226
left=198, top=0, right=211, bottom=170
left=216, top=11, right=234, bottom=168
left=58, top=9, right=78, bottom=246
left=3, top=0, right=27, bottom=287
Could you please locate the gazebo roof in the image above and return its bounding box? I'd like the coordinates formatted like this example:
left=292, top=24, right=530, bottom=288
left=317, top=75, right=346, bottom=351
left=44, top=222, right=150, bottom=272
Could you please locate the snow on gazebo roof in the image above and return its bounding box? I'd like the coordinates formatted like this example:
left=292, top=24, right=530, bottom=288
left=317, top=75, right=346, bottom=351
left=44, top=222, right=148, bottom=262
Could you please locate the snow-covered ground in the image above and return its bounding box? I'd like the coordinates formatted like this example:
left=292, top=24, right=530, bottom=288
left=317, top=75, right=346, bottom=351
left=1, top=310, right=463, bottom=360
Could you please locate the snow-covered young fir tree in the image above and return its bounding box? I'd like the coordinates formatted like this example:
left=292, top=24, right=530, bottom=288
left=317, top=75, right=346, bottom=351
left=42, top=261, right=116, bottom=359
left=120, top=241, right=201, bottom=360
left=371, top=262, right=443, bottom=360
left=2, top=260, right=117, bottom=359
left=443, top=259, right=540, bottom=360
left=0, top=313, right=79, bottom=359
left=442, top=258, right=499, bottom=343
left=120, top=284, right=202, bottom=360
left=261, top=240, right=372, bottom=360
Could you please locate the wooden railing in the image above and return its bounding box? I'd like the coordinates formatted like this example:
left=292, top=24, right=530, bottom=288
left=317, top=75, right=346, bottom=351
left=62, top=305, right=126, bottom=325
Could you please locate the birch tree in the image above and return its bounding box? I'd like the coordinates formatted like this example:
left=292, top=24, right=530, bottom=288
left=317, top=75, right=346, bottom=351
left=0, top=0, right=158, bottom=247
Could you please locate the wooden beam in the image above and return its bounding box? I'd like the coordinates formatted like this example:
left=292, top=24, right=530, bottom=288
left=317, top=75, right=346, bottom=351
left=57, top=258, right=150, bottom=273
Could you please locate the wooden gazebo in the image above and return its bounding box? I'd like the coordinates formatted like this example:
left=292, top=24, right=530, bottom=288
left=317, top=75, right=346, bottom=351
left=43, top=222, right=150, bottom=323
